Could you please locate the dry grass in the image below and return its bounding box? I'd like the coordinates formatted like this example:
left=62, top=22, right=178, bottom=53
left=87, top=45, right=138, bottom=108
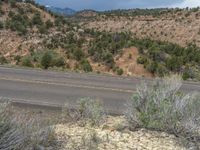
left=0, top=101, right=57, bottom=150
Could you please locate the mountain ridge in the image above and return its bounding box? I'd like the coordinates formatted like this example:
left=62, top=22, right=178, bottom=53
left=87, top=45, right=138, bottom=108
left=45, top=5, right=76, bottom=16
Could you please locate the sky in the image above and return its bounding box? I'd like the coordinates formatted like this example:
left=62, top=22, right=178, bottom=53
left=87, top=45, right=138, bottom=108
left=36, top=0, right=200, bottom=11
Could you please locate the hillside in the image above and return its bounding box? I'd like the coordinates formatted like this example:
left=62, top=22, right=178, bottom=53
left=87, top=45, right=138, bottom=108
left=0, top=1, right=200, bottom=80
left=0, top=0, right=152, bottom=78
left=81, top=8, right=200, bottom=47
left=76, top=8, right=200, bottom=80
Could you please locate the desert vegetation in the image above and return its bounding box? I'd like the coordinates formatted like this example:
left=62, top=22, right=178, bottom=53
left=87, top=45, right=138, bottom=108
left=0, top=75, right=199, bottom=149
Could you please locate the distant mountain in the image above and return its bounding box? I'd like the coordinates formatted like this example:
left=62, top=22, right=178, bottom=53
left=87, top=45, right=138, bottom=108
left=46, top=6, right=76, bottom=16
left=76, top=9, right=98, bottom=17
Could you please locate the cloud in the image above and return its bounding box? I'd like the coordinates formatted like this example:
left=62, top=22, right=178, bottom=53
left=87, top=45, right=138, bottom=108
left=175, top=0, right=200, bottom=8
left=36, top=0, right=184, bottom=10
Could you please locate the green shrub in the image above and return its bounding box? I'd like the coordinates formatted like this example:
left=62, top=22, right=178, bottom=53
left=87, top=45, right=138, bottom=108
left=137, top=56, right=147, bottom=65
left=73, top=49, right=84, bottom=61
left=125, top=75, right=200, bottom=148
left=45, top=19, right=53, bottom=29
left=0, top=56, right=7, bottom=64
left=6, top=13, right=30, bottom=35
left=156, top=64, right=168, bottom=77
left=117, top=68, right=123, bottom=75
left=16, top=23, right=27, bottom=35
left=80, top=59, right=93, bottom=72
left=0, top=21, right=4, bottom=29
left=102, top=52, right=115, bottom=68
left=54, top=57, right=65, bottom=67
left=54, top=16, right=65, bottom=26
left=14, top=55, right=21, bottom=65
left=182, top=71, right=190, bottom=80
left=21, top=56, right=33, bottom=67
left=38, top=25, right=47, bottom=34
left=10, top=0, right=17, bottom=8
left=146, top=61, right=158, bottom=73
left=41, top=51, right=52, bottom=69
left=32, top=12, right=43, bottom=25
left=128, top=53, right=132, bottom=59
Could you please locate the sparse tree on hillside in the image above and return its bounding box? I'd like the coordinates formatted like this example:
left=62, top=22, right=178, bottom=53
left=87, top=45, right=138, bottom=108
left=0, top=21, right=3, bottom=29
left=32, top=12, right=43, bottom=25
left=45, top=19, right=53, bottom=29
left=41, top=51, right=52, bottom=69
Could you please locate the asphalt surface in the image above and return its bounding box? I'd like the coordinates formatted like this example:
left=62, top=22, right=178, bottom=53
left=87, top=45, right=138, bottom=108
left=0, top=66, right=200, bottom=114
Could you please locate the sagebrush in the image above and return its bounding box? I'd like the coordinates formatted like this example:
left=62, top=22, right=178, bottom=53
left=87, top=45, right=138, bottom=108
left=62, top=98, right=105, bottom=126
left=125, top=75, right=200, bottom=148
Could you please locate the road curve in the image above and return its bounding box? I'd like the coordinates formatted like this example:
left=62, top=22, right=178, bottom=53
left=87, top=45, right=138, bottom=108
left=0, top=66, right=200, bottom=114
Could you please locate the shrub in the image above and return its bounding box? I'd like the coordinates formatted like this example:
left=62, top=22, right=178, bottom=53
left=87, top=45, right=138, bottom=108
left=21, top=56, right=33, bottom=67
left=41, top=51, right=52, bottom=69
left=137, top=56, right=147, bottom=65
left=14, top=55, right=21, bottom=65
left=45, top=19, right=53, bottom=29
left=117, top=68, right=123, bottom=75
left=9, top=21, right=27, bottom=35
left=38, top=25, right=47, bottom=34
left=32, top=12, right=43, bottom=25
left=10, top=0, right=17, bottom=8
left=7, top=14, right=29, bottom=35
left=77, top=98, right=105, bottom=126
left=73, top=49, right=84, bottom=61
left=182, top=71, right=190, bottom=80
left=0, top=56, right=7, bottom=64
left=125, top=75, right=200, bottom=148
left=128, top=53, right=132, bottom=59
left=0, top=21, right=4, bottom=29
left=156, top=64, right=168, bottom=77
left=146, top=61, right=158, bottom=73
left=54, top=57, right=65, bottom=68
left=54, top=16, right=65, bottom=26
left=80, top=59, right=93, bottom=72
left=16, top=23, right=27, bottom=35
left=62, top=98, right=105, bottom=126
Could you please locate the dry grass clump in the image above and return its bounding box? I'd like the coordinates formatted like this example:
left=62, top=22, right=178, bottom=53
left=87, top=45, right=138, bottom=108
left=62, top=98, right=105, bottom=126
left=0, top=101, right=56, bottom=150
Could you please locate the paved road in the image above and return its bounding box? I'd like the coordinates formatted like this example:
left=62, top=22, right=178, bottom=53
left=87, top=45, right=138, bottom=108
left=0, top=66, right=200, bottom=114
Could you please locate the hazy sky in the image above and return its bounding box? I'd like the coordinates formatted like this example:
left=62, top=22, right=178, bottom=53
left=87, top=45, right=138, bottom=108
left=36, top=0, right=200, bottom=11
